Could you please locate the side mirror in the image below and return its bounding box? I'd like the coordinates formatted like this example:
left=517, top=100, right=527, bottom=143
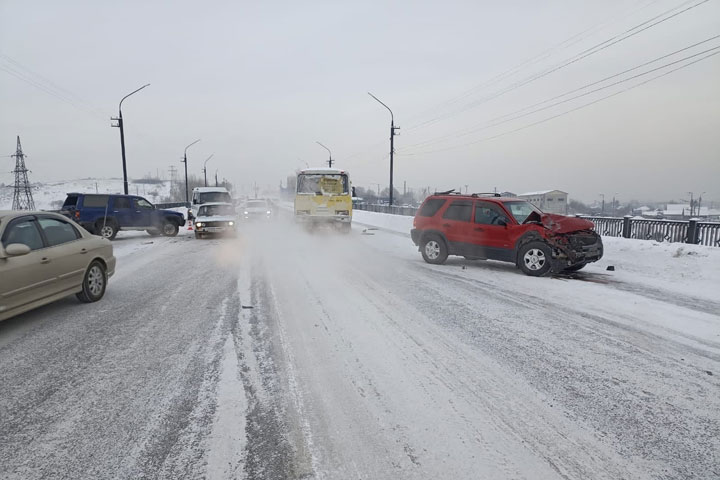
left=5, top=243, right=31, bottom=257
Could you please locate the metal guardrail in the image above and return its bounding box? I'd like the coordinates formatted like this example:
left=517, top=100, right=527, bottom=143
left=354, top=203, right=720, bottom=247
left=155, top=202, right=190, bottom=209
left=579, top=216, right=720, bottom=247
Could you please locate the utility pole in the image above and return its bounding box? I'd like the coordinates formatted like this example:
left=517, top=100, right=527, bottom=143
left=181, top=139, right=201, bottom=203
left=368, top=92, right=399, bottom=206
left=316, top=141, right=333, bottom=167
left=215, top=169, right=218, bottom=187
left=11, top=136, right=35, bottom=210
left=600, top=193, right=605, bottom=215
left=202, top=153, right=214, bottom=187
left=111, top=84, right=150, bottom=195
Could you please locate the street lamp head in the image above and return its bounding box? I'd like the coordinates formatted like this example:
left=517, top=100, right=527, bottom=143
left=119, top=83, right=151, bottom=112
left=184, top=139, right=201, bottom=156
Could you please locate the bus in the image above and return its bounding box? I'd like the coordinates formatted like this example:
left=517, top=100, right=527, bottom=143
left=294, top=168, right=352, bottom=232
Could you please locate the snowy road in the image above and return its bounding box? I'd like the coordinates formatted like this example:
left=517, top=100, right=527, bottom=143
left=1, top=214, right=719, bottom=479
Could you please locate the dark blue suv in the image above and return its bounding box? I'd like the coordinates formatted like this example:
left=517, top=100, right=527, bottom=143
left=61, top=193, right=186, bottom=240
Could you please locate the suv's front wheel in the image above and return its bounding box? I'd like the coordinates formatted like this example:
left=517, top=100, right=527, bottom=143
left=421, top=235, right=448, bottom=265
left=518, top=241, right=552, bottom=276
left=161, top=220, right=179, bottom=237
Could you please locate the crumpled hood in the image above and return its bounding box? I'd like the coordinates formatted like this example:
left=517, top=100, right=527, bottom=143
left=195, top=215, right=236, bottom=223
left=539, top=213, right=595, bottom=234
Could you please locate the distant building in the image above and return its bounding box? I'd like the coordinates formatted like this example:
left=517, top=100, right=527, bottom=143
left=518, top=189, right=568, bottom=214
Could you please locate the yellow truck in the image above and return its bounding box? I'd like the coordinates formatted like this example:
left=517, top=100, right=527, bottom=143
left=294, top=168, right=352, bottom=232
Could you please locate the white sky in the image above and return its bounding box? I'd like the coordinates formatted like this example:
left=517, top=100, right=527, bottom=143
left=1, top=0, right=719, bottom=203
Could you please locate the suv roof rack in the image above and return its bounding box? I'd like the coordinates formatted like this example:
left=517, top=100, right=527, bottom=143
left=434, top=189, right=458, bottom=195
left=470, top=192, right=501, bottom=197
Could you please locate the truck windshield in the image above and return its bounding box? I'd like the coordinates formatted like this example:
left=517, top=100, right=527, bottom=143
left=198, top=192, right=231, bottom=203
left=198, top=204, right=235, bottom=216
left=297, top=174, right=348, bottom=195
left=502, top=201, right=542, bottom=223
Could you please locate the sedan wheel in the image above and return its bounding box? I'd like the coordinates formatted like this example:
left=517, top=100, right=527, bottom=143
left=77, top=260, right=107, bottom=303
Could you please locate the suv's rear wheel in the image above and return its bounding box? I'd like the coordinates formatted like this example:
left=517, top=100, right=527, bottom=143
left=421, top=235, right=448, bottom=264
left=96, top=220, right=118, bottom=240
left=162, top=220, right=179, bottom=237
left=518, top=241, right=552, bottom=276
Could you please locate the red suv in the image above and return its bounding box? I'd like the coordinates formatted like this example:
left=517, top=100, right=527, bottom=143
left=410, top=192, right=603, bottom=276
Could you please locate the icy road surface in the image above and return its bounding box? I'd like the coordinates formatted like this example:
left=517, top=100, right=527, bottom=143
left=1, top=216, right=719, bottom=480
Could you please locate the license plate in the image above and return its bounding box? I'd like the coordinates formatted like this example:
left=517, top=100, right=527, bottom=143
left=206, top=227, right=223, bottom=232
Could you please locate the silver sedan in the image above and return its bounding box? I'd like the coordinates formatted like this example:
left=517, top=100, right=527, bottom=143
left=0, top=211, right=116, bottom=321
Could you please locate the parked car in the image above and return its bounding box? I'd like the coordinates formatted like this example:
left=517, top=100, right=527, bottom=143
left=194, top=203, right=237, bottom=238
left=0, top=211, right=116, bottom=321
left=189, top=187, right=232, bottom=221
left=410, top=192, right=603, bottom=276
left=242, top=199, right=273, bottom=220
left=61, top=193, right=185, bottom=240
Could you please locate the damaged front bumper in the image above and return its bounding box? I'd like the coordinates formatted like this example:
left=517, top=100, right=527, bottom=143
left=548, top=230, right=604, bottom=271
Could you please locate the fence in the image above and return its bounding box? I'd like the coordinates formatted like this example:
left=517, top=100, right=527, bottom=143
left=580, top=215, right=720, bottom=247
left=353, top=203, right=720, bottom=247
left=155, top=202, right=190, bottom=209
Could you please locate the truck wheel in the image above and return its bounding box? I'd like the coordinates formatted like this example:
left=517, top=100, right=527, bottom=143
left=340, top=223, right=351, bottom=234
left=146, top=229, right=161, bottom=236
left=96, top=221, right=118, bottom=240
left=162, top=221, right=179, bottom=237
left=421, top=235, right=448, bottom=265
left=76, top=260, right=107, bottom=303
left=518, top=241, right=552, bottom=276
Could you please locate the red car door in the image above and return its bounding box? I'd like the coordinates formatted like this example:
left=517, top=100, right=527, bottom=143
left=469, top=200, right=515, bottom=261
left=438, top=199, right=474, bottom=255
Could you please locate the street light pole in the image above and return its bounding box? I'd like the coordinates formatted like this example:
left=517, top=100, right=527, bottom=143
left=202, top=153, right=214, bottom=187
left=368, top=92, right=399, bottom=206
left=112, top=83, right=150, bottom=195
left=599, top=193, right=605, bottom=215
left=316, top=141, right=333, bottom=167
left=181, top=139, right=201, bottom=203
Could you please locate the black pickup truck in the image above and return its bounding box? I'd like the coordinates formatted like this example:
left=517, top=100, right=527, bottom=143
left=60, top=193, right=186, bottom=240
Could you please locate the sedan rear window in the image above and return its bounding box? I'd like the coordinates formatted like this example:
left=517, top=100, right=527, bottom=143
left=38, top=217, right=80, bottom=247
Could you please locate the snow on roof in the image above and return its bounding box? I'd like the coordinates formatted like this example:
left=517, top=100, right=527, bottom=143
left=192, top=186, right=229, bottom=192
left=518, top=190, right=567, bottom=196
left=299, top=168, right=348, bottom=175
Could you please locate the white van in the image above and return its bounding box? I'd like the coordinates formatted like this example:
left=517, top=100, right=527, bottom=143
left=189, top=187, right=231, bottom=220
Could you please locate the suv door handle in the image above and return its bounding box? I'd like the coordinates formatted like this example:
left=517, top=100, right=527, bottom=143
left=40, top=257, right=51, bottom=264
left=474, top=227, right=484, bottom=231
left=442, top=223, right=451, bottom=228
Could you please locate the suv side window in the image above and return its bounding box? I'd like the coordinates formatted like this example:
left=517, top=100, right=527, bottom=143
left=114, top=197, right=132, bottom=209
left=1, top=216, right=44, bottom=250
left=37, top=217, right=81, bottom=247
left=82, top=195, right=109, bottom=208
left=135, top=198, right=153, bottom=210
left=419, top=198, right=446, bottom=217
left=475, top=201, right=510, bottom=226
left=442, top=200, right=473, bottom=222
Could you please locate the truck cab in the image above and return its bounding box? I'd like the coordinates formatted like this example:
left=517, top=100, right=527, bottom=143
left=189, top=187, right=232, bottom=221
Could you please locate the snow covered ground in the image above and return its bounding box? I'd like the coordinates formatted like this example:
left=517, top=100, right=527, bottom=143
left=0, top=177, right=172, bottom=210
left=1, top=209, right=718, bottom=479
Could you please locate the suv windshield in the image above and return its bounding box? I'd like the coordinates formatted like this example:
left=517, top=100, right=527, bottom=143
left=198, top=204, right=235, bottom=216
left=297, top=174, right=348, bottom=195
left=503, top=200, right=542, bottom=223
left=198, top=192, right=231, bottom=203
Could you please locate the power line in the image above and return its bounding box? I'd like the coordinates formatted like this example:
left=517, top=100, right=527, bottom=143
left=397, top=50, right=719, bottom=157
left=401, top=36, right=720, bottom=151
left=405, top=0, right=711, bottom=132
left=402, top=0, right=661, bottom=125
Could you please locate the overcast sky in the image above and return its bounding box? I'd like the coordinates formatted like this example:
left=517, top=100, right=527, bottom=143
left=1, top=0, right=718, bottom=204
